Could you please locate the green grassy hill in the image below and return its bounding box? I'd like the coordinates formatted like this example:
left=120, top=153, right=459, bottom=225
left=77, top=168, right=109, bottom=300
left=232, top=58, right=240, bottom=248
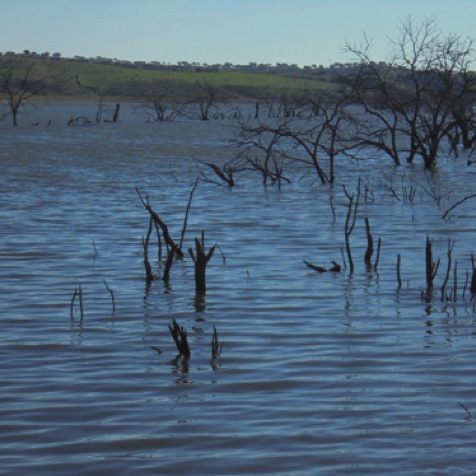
left=0, top=54, right=333, bottom=101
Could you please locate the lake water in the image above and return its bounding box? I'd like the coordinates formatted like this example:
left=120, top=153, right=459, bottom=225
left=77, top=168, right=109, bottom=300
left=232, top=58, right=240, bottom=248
left=1, top=102, right=476, bottom=475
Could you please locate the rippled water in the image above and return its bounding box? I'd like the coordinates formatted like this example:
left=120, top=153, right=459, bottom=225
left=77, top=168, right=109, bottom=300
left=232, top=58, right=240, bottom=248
left=1, top=102, right=476, bottom=475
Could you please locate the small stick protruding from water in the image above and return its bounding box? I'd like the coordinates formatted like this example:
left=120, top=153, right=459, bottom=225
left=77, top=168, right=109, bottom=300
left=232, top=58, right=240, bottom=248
left=453, top=260, right=458, bottom=303
left=364, top=217, right=374, bottom=269
left=397, top=254, right=402, bottom=289
left=168, top=318, right=190, bottom=357
left=441, top=239, right=455, bottom=302
left=471, top=254, right=476, bottom=297
left=142, top=217, right=157, bottom=283
left=70, top=287, right=78, bottom=319
left=211, top=325, right=224, bottom=360
left=70, top=286, right=84, bottom=320
left=329, top=196, right=336, bottom=222
left=103, top=279, right=115, bottom=313
left=425, top=235, right=440, bottom=291
left=374, top=237, right=381, bottom=272
left=179, top=178, right=199, bottom=249
left=343, top=178, right=361, bottom=275
left=78, top=285, right=84, bottom=320
left=458, top=402, right=473, bottom=419
left=216, top=243, right=226, bottom=265
left=463, top=268, right=469, bottom=300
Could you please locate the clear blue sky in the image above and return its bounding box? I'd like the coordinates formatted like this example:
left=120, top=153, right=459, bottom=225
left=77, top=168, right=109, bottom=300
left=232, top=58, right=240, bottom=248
left=1, top=0, right=474, bottom=66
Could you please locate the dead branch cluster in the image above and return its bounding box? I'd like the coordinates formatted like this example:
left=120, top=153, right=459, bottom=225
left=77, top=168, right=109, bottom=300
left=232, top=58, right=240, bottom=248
left=149, top=318, right=223, bottom=369
left=301, top=177, right=474, bottom=307
left=305, top=177, right=380, bottom=276
left=422, top=240, right=476, bottom=303
left=136, top=182, right=219, bottom=295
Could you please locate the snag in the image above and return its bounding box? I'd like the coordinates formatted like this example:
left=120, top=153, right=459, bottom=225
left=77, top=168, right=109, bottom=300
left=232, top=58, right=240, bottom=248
left=168, top=319, right=190, bottom=357
left=189, top=231, right=216, bottom=293
left=304, top=260, right=341, bottom=273
left=425, top=235, right=440, bottom=291
left=211, top=326, right=224, bottom=360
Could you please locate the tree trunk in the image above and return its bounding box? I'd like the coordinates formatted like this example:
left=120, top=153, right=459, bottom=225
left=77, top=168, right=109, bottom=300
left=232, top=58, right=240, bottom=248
left=113, top=103, right=121, bottom=123
left=364, top=217, right=374, bottom=269
left=189, top=231, right=216, bottom=293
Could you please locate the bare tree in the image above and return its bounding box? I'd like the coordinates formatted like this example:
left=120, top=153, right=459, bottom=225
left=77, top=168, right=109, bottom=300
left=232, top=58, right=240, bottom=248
left=136, top=79, right=182, bottom=121
left=196, top=159, right=239, bottom=186
left=259, top=89, right=283, bottom=118
left=0, top=59, right=57, bottom=126
left=290, top=92, right=354, bottom=183
left=188, top=81, right=224, bottom=121
left=258, top=88, right=308, bottom=119
left=234, top=121, right=292, bottom=187
left=443, top=40, right=476, bottom=151
left=343, top=16, right=475, bottom=169
left=234, top=92, right=352, bottom=185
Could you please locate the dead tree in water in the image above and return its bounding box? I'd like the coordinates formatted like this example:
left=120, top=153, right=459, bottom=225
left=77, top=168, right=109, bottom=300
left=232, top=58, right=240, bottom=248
left=374, top=238, right=381, bottom=271
left=234, top=123, right=292, bottom=188
left=304, top=260, right=341, bottom=273
left=397, top=254, right=402, bottom=289
left=197, top=159, right=236, bottom=186
left=211, top=325, right=224, bottom=370
left=425, top=235, right=440, bottom=292
left=136, top=187, right=182, bottom=284
left=364, top=217, right=374, bottom=269
left=103, top=279, right=116, bottom=313
left=471, top=254, right=476, bottom=297
left=343, top=178, right=361, bottom=275
left=179, top=179, right=199, bottom=249
left=96, top=97, right=104, bottom=123
left=363, top=216, right=381, bottom=272
left=443, top=193, right=476, bottom=219
left=137, top=181, right=200, bottom=283
left=169, top=318, right=190, bottom=356
left=142, top=217, right=157, bottom=283
left=136, top=187, right=184, bottom=258
left=441, top=239, right=455, bottom=301
left=112, top=103, right=120, bottom=123
left=189, top=231, right=216, bottom=293
left=211, top=326, right=224, bottom=359
left=70, top=285, right=84, bottom=321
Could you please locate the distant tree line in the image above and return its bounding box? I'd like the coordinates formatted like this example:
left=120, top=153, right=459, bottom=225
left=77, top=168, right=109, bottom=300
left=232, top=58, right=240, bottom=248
left=1, top=17, right=475, bottom=174
left=233, top=16, right=476, bottom=174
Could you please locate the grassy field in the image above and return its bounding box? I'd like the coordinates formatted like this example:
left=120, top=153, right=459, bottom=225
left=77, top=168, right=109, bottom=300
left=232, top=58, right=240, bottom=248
left=1, top=54, right=332, bottom=100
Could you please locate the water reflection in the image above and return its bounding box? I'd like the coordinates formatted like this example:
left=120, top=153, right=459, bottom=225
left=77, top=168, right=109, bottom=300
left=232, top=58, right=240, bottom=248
left=170, top=355, right=190, bottom=384
left=193, top=292, right=206, bottom=313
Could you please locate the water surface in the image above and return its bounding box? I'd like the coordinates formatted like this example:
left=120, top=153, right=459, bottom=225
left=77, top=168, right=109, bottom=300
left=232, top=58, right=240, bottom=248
left=1, top=102, right=476, bottom=475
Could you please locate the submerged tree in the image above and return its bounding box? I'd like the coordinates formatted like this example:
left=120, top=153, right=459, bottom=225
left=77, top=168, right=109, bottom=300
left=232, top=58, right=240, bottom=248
left=342, top=16, right=476, bottom=169
left=234, top=121, right=292, bottom=187
left=0, top=59, right=59, bottom=126
left=188, top=80, right=225, bottom=121
left=136, top=79, right=183, bottom=122
left=234, top=91, right=353, bottom=185
left=189, top=231, right=216, bottom=294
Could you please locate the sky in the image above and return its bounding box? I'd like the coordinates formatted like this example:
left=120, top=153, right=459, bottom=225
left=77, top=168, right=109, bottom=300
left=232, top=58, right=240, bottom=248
left=1, top=0, right=475, bottom=67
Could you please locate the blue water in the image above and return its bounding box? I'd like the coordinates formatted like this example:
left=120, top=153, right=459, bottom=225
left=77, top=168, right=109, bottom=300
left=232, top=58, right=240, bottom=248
left=1, top=102, right=476, bottom=475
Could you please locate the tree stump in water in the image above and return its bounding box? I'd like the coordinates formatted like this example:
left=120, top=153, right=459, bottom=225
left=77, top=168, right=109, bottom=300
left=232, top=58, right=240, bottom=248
left=189, top=231, right=216, bottom=293
left=168, top=318, right=190, bottom=357
left=112, top=103, right=120, bottom=123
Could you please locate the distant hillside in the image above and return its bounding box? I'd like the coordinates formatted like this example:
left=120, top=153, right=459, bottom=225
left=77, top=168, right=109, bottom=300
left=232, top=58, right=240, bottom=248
left=0, top=52, right=336, bottom=101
